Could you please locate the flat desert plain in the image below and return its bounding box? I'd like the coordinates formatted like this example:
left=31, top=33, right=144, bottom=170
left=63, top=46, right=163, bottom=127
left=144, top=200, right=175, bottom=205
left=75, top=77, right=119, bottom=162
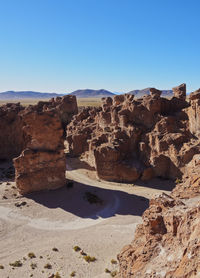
left=0, top=98, right=102, bottom=108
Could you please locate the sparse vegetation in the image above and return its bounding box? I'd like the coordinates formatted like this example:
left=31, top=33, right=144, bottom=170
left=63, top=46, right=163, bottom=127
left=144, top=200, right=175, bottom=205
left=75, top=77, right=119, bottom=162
left=54, top=272, right=62, bottom=278
left=111, top=259, right=117, bottom=264
left=110, top=270, right=118, bottom=277
left=73, top=246, right=81, bottom=252
left=0, top=265, right=4, bottom=269
left=77, top=98, right=101, bottom=107
left=15, top=201, right=27, bottom=207
left=28, top=252, right=36, bottom=259
left=30, top=263, right=37, bottom=269
left=83, top=255, right=96, bottom=262
left=105, top=268, right=111, bottom=273
left=84, top=191, right=103, bottom=204
left=0, top=97, right=102, bottom=108
left=52, top=247, right=59, bottom=252
left=9, top=260, right=23, bottom=267
left=175, top=178, right=182, bottom=184
left=70, top=271, right=76, bottom=277
left=44, top=263, right=52, bottom=269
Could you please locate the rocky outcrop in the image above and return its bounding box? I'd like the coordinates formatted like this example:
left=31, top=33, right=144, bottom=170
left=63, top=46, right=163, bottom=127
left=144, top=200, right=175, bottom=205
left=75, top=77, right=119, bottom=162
left=0, top=103, right=25, bottom=160
left=28, top=95, right=78, bottom=127
left=172, top=154, right=200, bottom=199
left=12, top=95, right=78, bottom=194
left=67, top=84, right=199, bottom=182
left=0, top=95, right=78, bottom=194
left=117, top=155, right=200, bottom=277
left=172, top=83, right=186, bottom=100
left=13, top=108, right=66, bottom=194
left=186, top=89, right=200, bottom=137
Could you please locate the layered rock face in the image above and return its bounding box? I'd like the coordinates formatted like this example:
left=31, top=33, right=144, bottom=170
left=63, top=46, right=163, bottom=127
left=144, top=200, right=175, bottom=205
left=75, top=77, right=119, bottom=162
left=0, top=103, right=25, bottom=160
left=117, top=155, right=200, bottom=278
left=0, top=95, right=78, bottom=194
left=67, top=84, right=200, bottom=181
left=13, top=95, right=78, bottom=194
left=186, top=89, right=200, bottom=137
left=13, top=108, right=66, bottom=194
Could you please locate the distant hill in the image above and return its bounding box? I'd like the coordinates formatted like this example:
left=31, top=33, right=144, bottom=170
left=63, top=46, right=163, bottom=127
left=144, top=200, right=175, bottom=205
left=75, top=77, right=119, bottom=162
left=113, top=91, right=125, bottom=95
left=128, top=88, right=173, bottom=98
left=0, top=88, right=174, bottom=100
left=68, top=89, right=115, bottom=98
left=0, top=91, right=64, bottom=99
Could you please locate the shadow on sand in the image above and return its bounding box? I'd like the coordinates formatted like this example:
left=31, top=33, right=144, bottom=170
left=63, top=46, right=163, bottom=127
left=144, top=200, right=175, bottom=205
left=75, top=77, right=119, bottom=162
left=0, top=159, right=15, bottom=182
left=135, top=178, right=176, bottom=192
left=26, top=180, right=149, bottom=220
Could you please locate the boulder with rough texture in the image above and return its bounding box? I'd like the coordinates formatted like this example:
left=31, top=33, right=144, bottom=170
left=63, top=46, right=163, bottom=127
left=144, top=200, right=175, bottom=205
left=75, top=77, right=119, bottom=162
left=172, top=83, right=186, bottom=100
left=28, top=95, right=78, bottom=127
left=117, top=155, right=200, bottom=277
left=14, top=149, right=66, bottom=194
left=10, top=95, right=78, bottom=194
left=186, top=89, right=200, bottom=136
left=13, top=106, right=66, bottom=194
left=150, top=87, right=162, bottom=99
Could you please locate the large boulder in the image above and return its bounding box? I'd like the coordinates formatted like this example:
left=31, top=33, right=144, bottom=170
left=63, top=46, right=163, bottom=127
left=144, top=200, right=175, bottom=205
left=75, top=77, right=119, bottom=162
left=13, top=107, right=66, bottom=194
left=172, top=83, right=186, bottom=100
left=9, top=95, right=78, bottom=194
left=14, top=149, right=66, bottom=194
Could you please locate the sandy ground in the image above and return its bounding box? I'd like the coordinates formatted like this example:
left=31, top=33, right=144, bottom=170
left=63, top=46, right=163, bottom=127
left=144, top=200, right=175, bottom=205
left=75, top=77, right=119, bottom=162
left=0, top=158, right=175, bottom=278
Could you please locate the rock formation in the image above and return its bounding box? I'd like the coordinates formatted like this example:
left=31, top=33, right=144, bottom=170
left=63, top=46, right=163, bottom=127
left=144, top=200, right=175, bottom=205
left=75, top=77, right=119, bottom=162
left=13, top=95, right=78, bottom=194
left=13, top=107, right=66, bottom=194
left=187, top=89, right=200, bottom=137
left=117, top=154, right=200, bottom=277
left=0, top=103, right=25, bottom=160
left=67, top=84, right=200, bottom=182
left=0, top=95, right=78, bottom=194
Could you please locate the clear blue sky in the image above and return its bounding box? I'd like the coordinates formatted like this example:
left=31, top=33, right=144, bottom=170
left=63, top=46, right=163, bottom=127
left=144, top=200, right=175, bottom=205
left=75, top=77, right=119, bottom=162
left=0, top=0, right=199, bottom=93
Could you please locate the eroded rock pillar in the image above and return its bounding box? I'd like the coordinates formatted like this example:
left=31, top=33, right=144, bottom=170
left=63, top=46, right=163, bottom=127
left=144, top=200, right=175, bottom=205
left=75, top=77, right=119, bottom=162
left=13, top=109, right=66, bottom=194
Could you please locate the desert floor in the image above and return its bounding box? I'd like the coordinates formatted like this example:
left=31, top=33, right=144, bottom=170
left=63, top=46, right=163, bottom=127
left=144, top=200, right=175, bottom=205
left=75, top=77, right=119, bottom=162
left=0, top=158, right=175, bottom=278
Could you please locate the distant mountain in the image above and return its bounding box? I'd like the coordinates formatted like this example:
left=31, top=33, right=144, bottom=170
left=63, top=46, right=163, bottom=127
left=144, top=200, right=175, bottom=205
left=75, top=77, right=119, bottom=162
left=0, top=91, right=64, bottom=99
left=68, top=89, right=115, bottom=98
left=113, top=91, right=125, bottom=95
left=128, top=88, right=173, bottom=98
left=0, top=88, right=174, bottom=100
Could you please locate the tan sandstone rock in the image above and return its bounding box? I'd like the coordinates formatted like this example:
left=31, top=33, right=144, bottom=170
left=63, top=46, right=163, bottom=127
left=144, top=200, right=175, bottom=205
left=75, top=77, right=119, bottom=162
left=67, top=84, right=199, bottom=182
left=11, top=95, right=78, bottom=194
left=117, top=155, right=200, bottom=277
